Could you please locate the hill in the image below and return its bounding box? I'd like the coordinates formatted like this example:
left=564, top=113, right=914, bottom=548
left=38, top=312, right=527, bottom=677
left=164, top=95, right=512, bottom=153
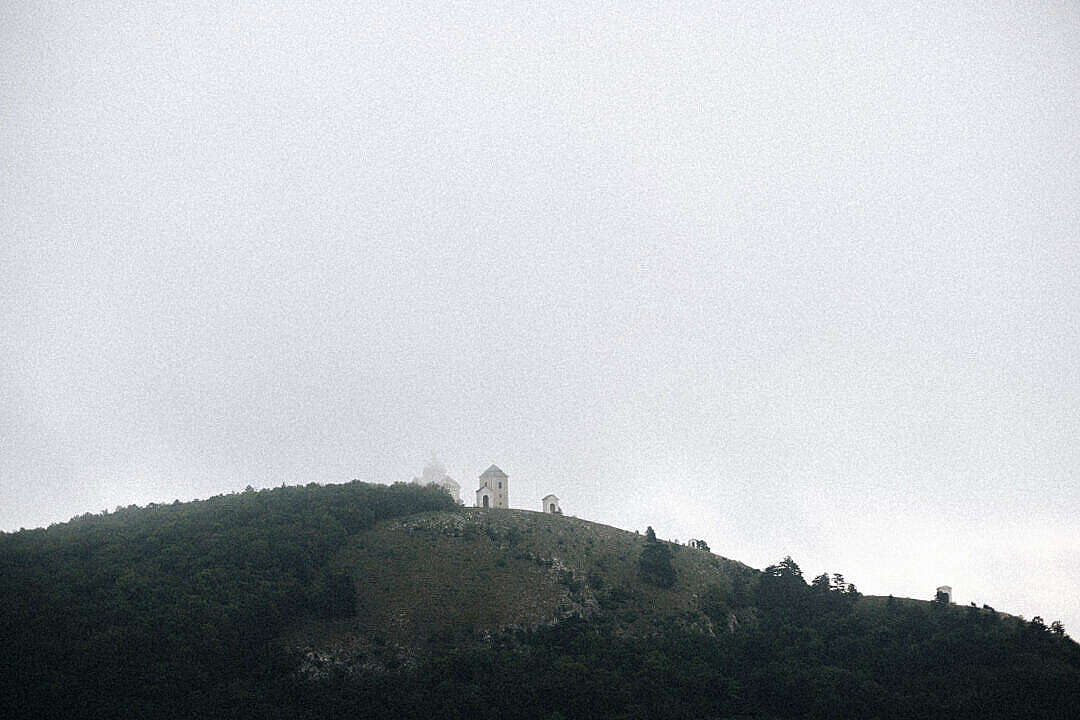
left=2, top=481, right=1079, bottom=719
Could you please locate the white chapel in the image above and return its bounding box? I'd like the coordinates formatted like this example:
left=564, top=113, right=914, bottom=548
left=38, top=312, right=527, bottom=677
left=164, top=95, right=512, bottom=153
left=475, top=465, right=509, bottom=508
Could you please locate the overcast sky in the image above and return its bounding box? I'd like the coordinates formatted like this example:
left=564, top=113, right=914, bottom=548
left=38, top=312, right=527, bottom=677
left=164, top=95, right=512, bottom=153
left=3, top=1, right=1079, bottom=631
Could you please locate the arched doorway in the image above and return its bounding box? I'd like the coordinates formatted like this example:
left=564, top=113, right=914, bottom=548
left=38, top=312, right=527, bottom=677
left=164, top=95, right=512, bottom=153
left=483, top=495, right=489, bottom=508
left=549, top=503, right=556, bottom=513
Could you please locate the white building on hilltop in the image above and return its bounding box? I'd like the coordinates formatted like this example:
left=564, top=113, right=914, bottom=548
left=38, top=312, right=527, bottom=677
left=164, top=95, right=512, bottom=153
left=542, top=494, right=561, bottom=514
left=476, top=465, right=508, bottom=508
left=411, top=455, right=462, bottom=504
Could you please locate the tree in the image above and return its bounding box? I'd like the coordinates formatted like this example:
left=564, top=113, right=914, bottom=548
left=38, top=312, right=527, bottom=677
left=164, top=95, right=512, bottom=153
left=639, top=527, right=676, bottom=588
left=758, top=556, right=811, bottom=623
left=811, top=573, right=831, bottom=593
left=778, top=556, right=803, bottom=580
left=1050, top=620, right=1066, bottom=636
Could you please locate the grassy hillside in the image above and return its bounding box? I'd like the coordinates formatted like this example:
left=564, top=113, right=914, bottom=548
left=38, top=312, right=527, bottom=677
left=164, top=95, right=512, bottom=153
left=291, top=508, right=753, bottom=669
left=350, top=509, right=753, bottom=634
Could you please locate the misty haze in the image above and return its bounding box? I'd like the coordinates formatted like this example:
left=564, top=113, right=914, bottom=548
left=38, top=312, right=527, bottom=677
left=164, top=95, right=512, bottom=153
left=2, top=2, right=1079, bottom=718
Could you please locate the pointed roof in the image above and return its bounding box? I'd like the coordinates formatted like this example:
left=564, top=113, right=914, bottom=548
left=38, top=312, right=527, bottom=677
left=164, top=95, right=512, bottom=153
left=480, top=464, right=507, bottom=478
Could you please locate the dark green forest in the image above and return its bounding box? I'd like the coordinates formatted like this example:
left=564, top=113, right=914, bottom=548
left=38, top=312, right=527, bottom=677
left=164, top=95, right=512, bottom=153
left=2, top=482, right=1078, bottom=719
left=0, top=481, right=454, bottom=718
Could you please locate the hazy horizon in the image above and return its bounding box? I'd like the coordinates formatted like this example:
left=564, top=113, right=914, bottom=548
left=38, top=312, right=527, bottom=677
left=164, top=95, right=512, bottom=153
left=3, top=1, right=1079, bottom=632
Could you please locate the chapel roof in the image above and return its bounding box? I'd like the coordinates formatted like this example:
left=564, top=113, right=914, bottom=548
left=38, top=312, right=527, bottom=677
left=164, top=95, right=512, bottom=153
left=480, top=464, right=507, bottom=478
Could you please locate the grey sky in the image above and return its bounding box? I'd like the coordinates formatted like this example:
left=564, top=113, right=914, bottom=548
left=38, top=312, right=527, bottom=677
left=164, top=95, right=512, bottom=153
left=3, top=1, right=1079, bottom=630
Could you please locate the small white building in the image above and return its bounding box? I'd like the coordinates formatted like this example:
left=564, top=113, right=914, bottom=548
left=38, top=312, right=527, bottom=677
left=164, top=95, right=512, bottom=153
left=476, top=465, right=509, bottom=509
left=542, top=494, right=561, bottom=514
left=936, top=585, right=952, bottom=603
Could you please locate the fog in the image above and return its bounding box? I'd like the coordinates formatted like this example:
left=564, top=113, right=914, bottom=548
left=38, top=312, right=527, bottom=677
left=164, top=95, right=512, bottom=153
left=3, top=1, right=1079, bottom=630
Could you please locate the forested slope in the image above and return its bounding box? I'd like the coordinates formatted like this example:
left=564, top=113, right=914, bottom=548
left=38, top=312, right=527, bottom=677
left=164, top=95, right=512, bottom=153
left=0, top=481, right=454, bottom=718
left=2, top=482, right=1078, bottom=719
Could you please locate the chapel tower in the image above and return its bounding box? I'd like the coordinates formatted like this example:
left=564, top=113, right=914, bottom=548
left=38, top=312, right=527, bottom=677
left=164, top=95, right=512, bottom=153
left=476, top=465, right=509, bottom=508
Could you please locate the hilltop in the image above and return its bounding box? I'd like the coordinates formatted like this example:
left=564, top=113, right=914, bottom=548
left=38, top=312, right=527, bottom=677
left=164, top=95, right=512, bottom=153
left=2, top=481, right=1078, bottom=719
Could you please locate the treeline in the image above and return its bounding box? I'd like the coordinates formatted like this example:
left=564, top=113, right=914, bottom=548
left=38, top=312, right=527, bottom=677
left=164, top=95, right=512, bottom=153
left=0, top=481, right=454, bottom=719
